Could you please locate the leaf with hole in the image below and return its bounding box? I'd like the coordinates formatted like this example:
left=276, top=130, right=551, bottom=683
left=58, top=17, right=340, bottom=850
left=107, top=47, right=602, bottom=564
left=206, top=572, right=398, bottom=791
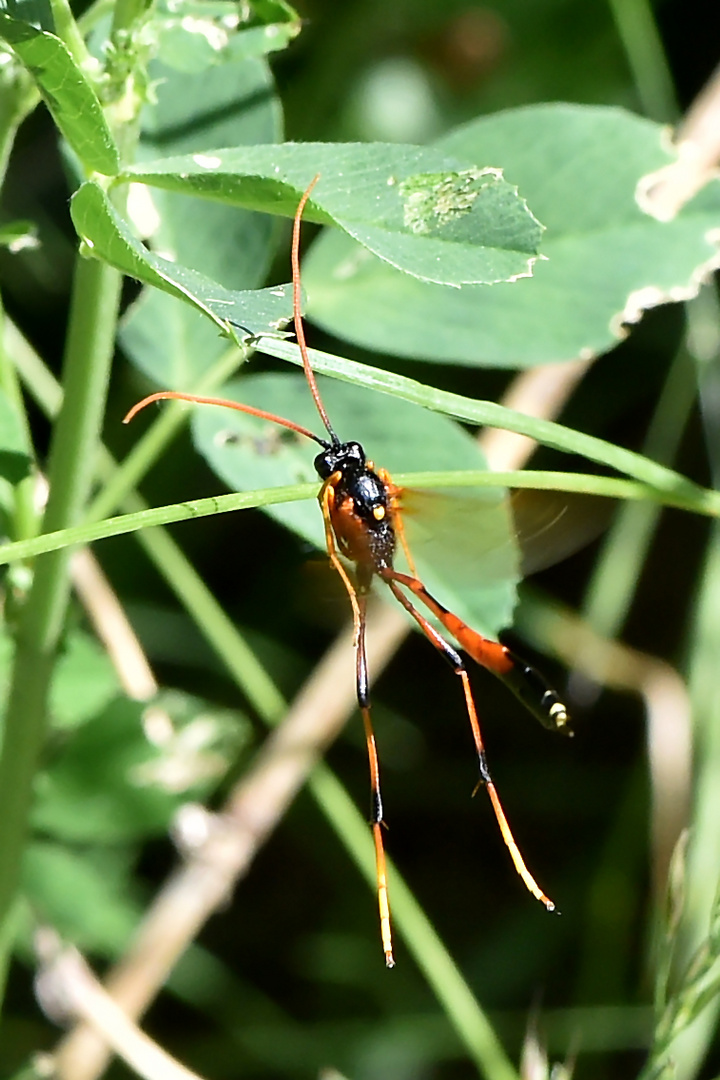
left=303, top=104, right=720, bottom=367
left=122, top=141, right=545, bottom=286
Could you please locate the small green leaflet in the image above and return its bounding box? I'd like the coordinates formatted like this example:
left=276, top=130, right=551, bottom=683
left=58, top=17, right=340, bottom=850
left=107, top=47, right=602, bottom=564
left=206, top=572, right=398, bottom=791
left=71, top=181, right=294, bottom=338
left=0, top=11, right=119, bottom=175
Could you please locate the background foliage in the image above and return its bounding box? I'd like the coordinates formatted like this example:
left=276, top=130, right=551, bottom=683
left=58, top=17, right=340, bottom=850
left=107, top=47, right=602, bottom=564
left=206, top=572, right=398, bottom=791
left=2, top=1, right=720, bottom=1079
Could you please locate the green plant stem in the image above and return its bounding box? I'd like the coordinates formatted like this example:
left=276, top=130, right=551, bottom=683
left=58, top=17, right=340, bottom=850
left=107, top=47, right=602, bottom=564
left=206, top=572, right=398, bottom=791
left=665, top=496, right=720, bottom=1071
left=256, top=337, right=718, bottom=510
left=0, top=306, right=38, bottom=541
left=0, top=471, right=714, bottom=570
left=110, top=0, right=153, bottom=34
left=643, top=297, right=720, bottom=1080
left=0, top=73, right=34, bottom=182
left=582, top=342, right=696, bottom=641
left=49, top=0, right=92, bottom=69
left=607, top=0, right=677, bottom=121
left=640, top=523, right=720, bottom=1080
left=0, top=255, right=122, bottom=1009
left=78, top=0, right=117, bottom=36
left=121, top=491, right=286, bottom=723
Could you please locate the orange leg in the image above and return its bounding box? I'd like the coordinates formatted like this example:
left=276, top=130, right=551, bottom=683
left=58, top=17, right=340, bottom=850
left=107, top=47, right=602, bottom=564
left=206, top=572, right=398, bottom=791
left=319, top=478, right=363, bottom=635
left=319, top=481, right=395, bottom=966
left=386, top=569, right=569, bottom=735
left=381, top=568, right=557, bottom=913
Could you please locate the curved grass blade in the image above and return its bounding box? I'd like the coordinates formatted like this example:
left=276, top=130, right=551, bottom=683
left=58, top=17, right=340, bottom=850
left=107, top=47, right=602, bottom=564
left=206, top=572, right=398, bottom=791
left=256, top=335, right=720, bottom=514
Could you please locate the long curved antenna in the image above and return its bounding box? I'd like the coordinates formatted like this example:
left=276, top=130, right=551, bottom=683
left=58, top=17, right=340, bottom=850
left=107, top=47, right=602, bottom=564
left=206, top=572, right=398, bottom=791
left=292, top=175, right=340, bottom=446
left=123, top=390, right=328, bottom=447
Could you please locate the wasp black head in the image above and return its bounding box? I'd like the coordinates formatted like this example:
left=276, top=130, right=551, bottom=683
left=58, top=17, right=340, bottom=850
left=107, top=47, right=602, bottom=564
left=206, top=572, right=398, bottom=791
left=314, top=440, right=366, bottom=480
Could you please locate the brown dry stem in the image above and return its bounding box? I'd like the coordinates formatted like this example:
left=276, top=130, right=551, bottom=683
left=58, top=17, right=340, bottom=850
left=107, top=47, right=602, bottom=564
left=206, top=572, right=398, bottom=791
left=35, top=929, right=206, bottom=1080
left=71, top=549, right=158, bottom=702
left=639, top=61, right=720, bottom=220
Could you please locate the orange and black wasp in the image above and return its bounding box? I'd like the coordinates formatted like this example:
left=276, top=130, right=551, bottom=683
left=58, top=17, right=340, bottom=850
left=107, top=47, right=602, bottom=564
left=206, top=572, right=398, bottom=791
left=125, top=176, right=570, bottom=967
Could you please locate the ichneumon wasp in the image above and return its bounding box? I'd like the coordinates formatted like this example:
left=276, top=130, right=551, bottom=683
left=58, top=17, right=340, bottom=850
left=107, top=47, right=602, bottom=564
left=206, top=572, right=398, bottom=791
left=124, top=175, right=571, bottom=968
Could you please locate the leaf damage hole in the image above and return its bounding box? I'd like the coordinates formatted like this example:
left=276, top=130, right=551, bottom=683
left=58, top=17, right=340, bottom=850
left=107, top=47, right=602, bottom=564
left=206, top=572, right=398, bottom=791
left=399, top=166, right=503, bottom=234
left=214, top=427, right=306, bottom=456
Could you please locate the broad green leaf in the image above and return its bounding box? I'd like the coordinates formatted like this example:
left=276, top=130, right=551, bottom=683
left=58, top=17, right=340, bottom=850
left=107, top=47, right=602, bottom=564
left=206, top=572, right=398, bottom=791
left=0, top=386, right=32, bottom=484
left=121, top=51, right=283, bottom=387
left=32, top=694, right=249, bottom=843
left=51, top=631, right=120, bottom=730
left=22, top=842, right=139, bottom=954
left=153, top=0, right=301, bottom=71
left=189, top=372, right=518, bottom=637
left=72, top=181, right=293, bottom=340
left=303, top=104, right=720, bottom=368
left=0, top=12, right=119, bottom=175
left=122, top=142, right=545, bottom=286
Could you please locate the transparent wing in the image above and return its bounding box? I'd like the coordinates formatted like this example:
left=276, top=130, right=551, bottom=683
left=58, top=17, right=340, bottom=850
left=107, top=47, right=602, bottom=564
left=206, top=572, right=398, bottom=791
left=394, top=486, right=611, bottom=638
left=396, top=486, right=521, bottom=640
left=510, top=488, right=612, bottom=576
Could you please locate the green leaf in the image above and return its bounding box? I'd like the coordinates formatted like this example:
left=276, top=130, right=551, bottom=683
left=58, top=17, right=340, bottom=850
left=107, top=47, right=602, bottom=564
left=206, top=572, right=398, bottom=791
left=32, top=693, right=249, bottom=843
left=51, top=632, right=120, bottom=730
left=0, top=12, right=119, bottom=176
left=32, top=698, right=178, bottom=843
left=22, top=842, right=139, bottom=954
left=122, top=142, right=545, bottom=286
left=189, top=372, right=519, bottom=636
left=71, top=181, right=293, bottom=342
left=303, top=104, right=720, bottom=367
left=152, top=0, right=301, bottom=72
left=0, top=386, right=32, bottom=485
left=121, top=51, right=283, bottom=386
